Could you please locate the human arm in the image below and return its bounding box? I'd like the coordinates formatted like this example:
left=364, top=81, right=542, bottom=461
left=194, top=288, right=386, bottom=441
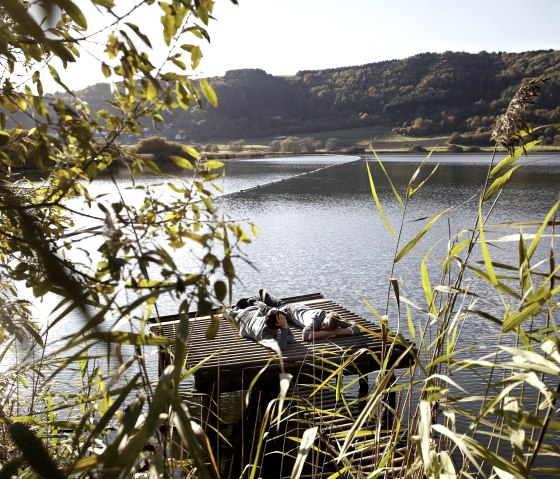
left=276, top=326, right=294, bottom=350
left=302, top=329, right=338, bottom=341
left=302, top=321, right=360, bottom=341
left=333, top=324, right=361, bottom=336
left=262, top=314, right=294, bottom=351
left=275, top=314, right=294, bottom=350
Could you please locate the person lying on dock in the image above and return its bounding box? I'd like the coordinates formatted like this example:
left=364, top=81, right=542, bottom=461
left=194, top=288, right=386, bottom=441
left=280, top=303, right=360, bottom=342
left=234, top=288, right=285, bottom=310
left=225, top=303, right=294, bottom=351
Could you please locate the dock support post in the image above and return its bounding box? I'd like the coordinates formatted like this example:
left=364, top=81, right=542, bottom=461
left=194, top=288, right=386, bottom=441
left=358, top=376, right=369, bottom=397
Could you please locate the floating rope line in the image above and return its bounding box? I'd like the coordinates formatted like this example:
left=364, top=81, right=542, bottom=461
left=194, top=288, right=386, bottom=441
left=215, top=157, right=361, bottom=199
left=64, top=158, right=362, bottom=238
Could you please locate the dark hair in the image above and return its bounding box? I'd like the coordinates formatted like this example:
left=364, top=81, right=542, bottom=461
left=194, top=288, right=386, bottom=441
left=236, top=297, right=251, bottom=309
left=265, top=309, right=282, bottom=329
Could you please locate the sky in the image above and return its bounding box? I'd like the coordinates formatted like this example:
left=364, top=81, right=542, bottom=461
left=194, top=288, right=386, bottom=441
left=49, top=0, right=560, bottom=91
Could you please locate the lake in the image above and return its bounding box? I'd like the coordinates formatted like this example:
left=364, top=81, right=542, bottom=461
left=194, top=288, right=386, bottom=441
left=211, top=152, right=559, bottom=335
left=9, top=152, right=560, bottom=377
left=5, top=151, right=559, bottom=474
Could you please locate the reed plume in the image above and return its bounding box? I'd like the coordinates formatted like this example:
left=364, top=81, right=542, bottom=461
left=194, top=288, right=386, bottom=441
left=491, top=76, right=548, bottom=155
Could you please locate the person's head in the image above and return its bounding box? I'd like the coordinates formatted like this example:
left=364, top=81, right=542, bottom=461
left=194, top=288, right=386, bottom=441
left=265, top=309, right=286, bottom=329
left=236, top=298, right=250, bottom=309
left=323, top=311, right=342, bottom=330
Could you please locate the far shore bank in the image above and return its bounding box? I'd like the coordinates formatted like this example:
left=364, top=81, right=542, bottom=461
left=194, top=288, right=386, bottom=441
left=200, top=147, right=560, bottom=162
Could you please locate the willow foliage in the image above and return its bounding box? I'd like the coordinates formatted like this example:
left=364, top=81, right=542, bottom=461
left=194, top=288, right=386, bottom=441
left=0, top=1, right=250, bottom=477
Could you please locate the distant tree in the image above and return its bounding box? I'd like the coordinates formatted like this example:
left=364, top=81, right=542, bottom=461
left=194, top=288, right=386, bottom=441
left=280, top=137, right=299, bottom=152
left=229, top=139, right=246, bottom=152
left=49, top=50, right=560, bottom=142
left=344, top=145, right=365, bottom=154
left=325, top=138, right=339, bottom=151
left=268, top=140, right=281, bottom=152
left=300, top=137, right=317, bottom=153
left=131, top=136, right=196, bottom=164
left=449, top=132, right=463, bottom=145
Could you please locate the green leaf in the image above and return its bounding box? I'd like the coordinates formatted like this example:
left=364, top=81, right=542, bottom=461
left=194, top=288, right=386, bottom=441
left=55, top=0, right=88, bottom=29
left=0, top=131, right=10, bottom=146
left=421, top=255, right=436, bottom=315
left=205, top=315, right=220, bottom=340
left=48, top=65, right=71, bottom=91
left=170, top=155, right=193, bottom=169
left=464, top=263, right=521, bottom=299
left=527, top=200, right=560, bottom=261
left=9, top=423, right=64, bottom=479
left=0, top=456, right=25, bottom=478
left=145, top=80, right=159, bottom=101
left=71, top=331, right=172, bottom=347
left=222, top=256, right=235, bottom=280
left=160, top=5, right=174, bottom=46
left=483, top=164, right=522, bottom=202
left=203, top=160, right=224, bottom=170
left=171, top=57, right=187, bottom=70
left=490, top=140, right=539, bottom=177
left=450, top=237, right=470, bottom=257
left=395, top=212, right=442, bottom=262
left=92, top=0, right=115, bottom=7
left=371, top=146, right=404, bottom=207
left=143, top=158, right=163, bottom=175
left=79, top=373, right=142, bottom=456
left=406, top=149, right=435, bottom=199
left=2, top=1, right=46, bottom=43
left=291, top=427, right=318, bottom=479
left=502, top=298, right=544, bottom=333
left=214, top=280, right=227, bottom=302
left=171, top=396, right=219, bottom=478
left=199, top=78, right=218, bottom=107
left=366, top=160, right=395, bottom=236
left=409, top=163, right=438, bottom=198
left=124, top=22, right=152, bottom=48
left=181, top=145, right=199, bottom=160
left=478, top=207, right=498, bottom=285
left=190, top=45, right=203, bottom=70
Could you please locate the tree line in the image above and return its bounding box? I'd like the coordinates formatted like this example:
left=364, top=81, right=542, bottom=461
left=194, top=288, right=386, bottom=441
left=45, top=50, right=560, bottom=145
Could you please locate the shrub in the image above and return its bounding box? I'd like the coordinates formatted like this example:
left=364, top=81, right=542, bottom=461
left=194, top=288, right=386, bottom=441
left=131, top=136, right=195, bottom=164
left=447, top=144, right=464, bottom=153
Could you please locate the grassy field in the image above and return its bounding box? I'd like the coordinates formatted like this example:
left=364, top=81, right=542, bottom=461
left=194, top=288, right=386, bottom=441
left=188, top=126, right=559, bottom=156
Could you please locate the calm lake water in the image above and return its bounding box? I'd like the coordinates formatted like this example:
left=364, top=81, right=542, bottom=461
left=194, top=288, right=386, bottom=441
left=5, top=152, right=559, bottom=474
left=7, top=152, right=560, bottom=409
left=213, top=152, right=559, bottom=336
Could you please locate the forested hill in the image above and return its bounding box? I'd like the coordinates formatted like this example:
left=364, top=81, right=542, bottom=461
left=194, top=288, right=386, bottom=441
left=84, top=50, right=560, bottom=143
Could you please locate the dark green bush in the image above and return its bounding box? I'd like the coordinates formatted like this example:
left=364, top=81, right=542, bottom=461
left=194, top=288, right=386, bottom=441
left=131, top=136, right=195, bottom=163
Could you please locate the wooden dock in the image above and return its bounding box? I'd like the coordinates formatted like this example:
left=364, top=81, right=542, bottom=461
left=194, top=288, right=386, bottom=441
left=148, top=293, right=413, bottom=393
left=148, top=293, right=415, bottom=477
